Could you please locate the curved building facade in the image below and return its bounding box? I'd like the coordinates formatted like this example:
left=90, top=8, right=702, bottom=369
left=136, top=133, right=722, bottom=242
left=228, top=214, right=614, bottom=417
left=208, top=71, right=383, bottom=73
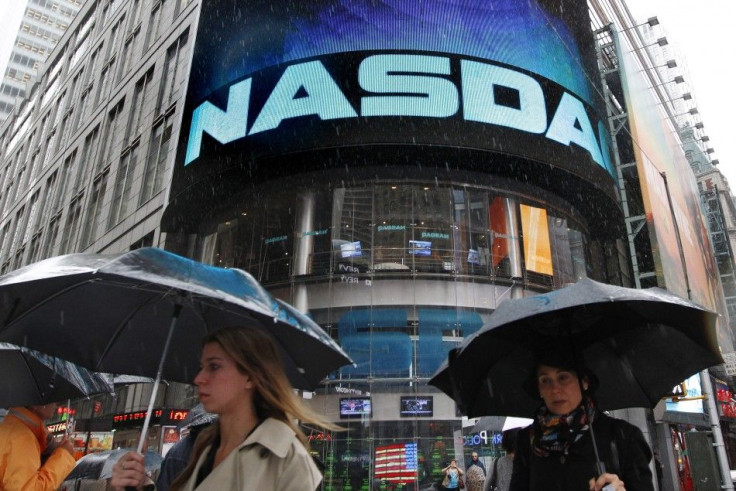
left=160, top=0, right=624, bottom=488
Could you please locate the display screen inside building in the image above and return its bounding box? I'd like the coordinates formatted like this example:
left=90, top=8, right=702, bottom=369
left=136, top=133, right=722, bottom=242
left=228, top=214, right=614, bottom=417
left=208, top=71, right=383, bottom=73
left=169, top=0, right=615, bottom=223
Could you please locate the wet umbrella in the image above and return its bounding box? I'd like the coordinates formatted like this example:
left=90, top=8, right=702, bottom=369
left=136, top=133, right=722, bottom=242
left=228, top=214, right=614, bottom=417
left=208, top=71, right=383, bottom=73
left=0, top=342, right=113, bottom=408
left=65, top=448, right=163, bottom=481
left=0, top=247, right=353, bottom=451
left=429, top=278, right=723, bottom=419
left=178, top=403, right=216, bottom=430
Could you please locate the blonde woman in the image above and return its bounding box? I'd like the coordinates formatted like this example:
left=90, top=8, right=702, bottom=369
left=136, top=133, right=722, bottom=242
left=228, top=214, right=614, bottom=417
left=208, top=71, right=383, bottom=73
left=112, top=326, right=337, bottom=490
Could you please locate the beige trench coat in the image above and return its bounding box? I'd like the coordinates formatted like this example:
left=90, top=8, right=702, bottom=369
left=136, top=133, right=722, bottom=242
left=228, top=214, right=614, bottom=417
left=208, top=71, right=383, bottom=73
left=178, top=418, right=322, bottom=491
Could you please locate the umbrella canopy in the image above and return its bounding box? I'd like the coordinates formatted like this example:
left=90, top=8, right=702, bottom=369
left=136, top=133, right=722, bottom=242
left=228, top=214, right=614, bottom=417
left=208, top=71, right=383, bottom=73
left=178, top=403, right=217, bottom=430
left=0, top=343, right=113, bottom=408
left=430, top=278, right=723, bottom=418
left=0, top=247, right=352, bottom=390
left=65, top=448, right=163, bottom=481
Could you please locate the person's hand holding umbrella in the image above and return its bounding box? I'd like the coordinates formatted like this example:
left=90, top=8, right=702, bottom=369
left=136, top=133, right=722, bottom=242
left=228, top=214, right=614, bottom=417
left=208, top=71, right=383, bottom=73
left=590, top=473, right=624, bottom=491
left=110, top=452, right=154, bottom=490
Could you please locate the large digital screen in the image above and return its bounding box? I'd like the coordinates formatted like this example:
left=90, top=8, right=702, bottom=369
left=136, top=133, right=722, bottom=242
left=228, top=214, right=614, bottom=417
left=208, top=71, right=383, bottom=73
left=374, top=443, right=418, bottom=484
left=165, top=0, right=618, bottom=232
left=614, top=28, right=729, bottom=349
left=340, top=241, right=362, bottom=258
left=408, top=240, right=432, bottom=257
left=400, top=396, right=434, bottom=417
left=665, top=374, right=703, bottom=414
left=339, top=397, right=372, bottom=418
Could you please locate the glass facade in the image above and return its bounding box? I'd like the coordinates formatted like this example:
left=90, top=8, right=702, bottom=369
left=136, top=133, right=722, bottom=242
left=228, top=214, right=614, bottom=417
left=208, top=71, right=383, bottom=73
left=208, top=182, right=593, bottom=289
left=196, top=178, right=600, bottom=489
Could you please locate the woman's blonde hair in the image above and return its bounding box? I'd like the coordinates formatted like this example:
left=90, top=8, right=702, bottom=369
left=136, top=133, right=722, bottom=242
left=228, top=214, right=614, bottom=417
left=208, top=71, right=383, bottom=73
left=171, top=325, right=339, bottom=489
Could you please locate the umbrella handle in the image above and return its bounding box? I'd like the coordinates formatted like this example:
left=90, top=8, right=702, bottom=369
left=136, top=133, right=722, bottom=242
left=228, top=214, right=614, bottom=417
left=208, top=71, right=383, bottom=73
left=135, top=304, right=182, bottom=455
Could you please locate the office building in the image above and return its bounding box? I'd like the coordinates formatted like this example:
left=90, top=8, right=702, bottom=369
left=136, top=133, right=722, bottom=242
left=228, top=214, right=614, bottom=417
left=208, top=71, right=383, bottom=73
left=0, top=0, right=84, bottom=122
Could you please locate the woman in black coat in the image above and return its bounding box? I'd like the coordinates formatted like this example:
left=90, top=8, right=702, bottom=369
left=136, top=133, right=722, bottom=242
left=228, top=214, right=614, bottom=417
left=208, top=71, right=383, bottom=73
left=510, top=354, right=654, bottom=491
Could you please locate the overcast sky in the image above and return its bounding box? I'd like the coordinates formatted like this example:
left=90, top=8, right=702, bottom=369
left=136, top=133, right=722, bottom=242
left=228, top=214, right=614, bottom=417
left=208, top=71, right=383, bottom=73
left=0, top=1, right=26, bottom=80
left=0, top=0, right=734, bottom=185
left=628, top=0, right=736, bottom=187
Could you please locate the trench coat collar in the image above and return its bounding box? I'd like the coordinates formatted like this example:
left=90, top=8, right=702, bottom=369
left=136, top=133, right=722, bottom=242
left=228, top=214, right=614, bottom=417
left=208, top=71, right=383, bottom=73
left=240, top=418, right=297, bottom=458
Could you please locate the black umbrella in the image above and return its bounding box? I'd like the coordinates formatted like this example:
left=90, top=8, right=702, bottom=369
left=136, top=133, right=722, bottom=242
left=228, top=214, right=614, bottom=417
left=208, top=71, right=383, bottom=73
left=429, top=278, right=723, bottom=419
left=0, top=247, right=352, bottom=451
left=65, top=448, right=163, bottom=481
left=0, top=342, right=113, bottom=408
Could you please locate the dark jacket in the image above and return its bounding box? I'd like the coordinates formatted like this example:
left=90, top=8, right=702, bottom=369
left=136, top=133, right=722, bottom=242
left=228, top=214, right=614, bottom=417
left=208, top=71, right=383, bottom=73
left=510, top=412, right=654, bottom=491
left=156, top=424, right=208, bottom=491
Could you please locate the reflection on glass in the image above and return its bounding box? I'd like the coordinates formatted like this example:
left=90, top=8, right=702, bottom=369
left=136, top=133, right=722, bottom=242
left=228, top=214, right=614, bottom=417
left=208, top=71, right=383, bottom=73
left=490, top=197, right=511, bottom=276
left=520, top=204, right=553, bottom=276
left=207, top=183, right=591, bottom=286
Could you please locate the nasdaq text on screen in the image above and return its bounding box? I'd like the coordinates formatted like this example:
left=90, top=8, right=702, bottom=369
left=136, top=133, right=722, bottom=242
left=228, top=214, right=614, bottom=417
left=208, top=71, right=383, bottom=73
left=184, top=53, right=613, bottom=175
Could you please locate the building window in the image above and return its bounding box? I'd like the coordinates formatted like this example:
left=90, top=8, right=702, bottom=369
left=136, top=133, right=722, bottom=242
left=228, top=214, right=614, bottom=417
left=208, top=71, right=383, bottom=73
left=0, top=222, right=12, bottom=271
left=106, top=15, right=125, bottom=62
left=108, top=143, right=140, bottom=228
left=10, top=164, right=25, bottom=209
left=157, top=30, right=188, bottom=114
left=28, top=231, right=43, bottom=263
left=62, top=149, right=84, bottom=195
left=42, top=215, right=61, bottom=258
left=59, top=195, right=85, bottom=254
left=144, top=0, right=165, bottom=51
left=117, top=25, right=141, bottom=83
left=139, top=115, right=173, bottom=204
left=69, top=12, right=95, bottom=69
left=49, top=154, right=74, bottom=216
left=75, top=85, right=93, bottom=132
left=77, top=126, right=101, bottom=192
left=27, top=149, right=41, bottom=192
left=80, top=171, right=109, bottom=248
left=96, top=63, right=112, bottom=106
left=8, top=206, right=27, bottom=262
left=99, top=100, right=125, bottom=173
left=44, top=91, right=68, bottom=164
left=129, top=0, right=143, bottom=33
left=58, top=110, right=75, bottom=153
left=127, top=68, right=155, bottom=143
left=20, top=192, right=41, bottom=248
left=174, top=0, right=193, bottom=17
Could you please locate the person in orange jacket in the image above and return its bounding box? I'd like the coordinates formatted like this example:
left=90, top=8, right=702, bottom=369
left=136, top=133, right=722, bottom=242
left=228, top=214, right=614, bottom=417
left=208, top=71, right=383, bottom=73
left=0, top=404, right=76, bottom=490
